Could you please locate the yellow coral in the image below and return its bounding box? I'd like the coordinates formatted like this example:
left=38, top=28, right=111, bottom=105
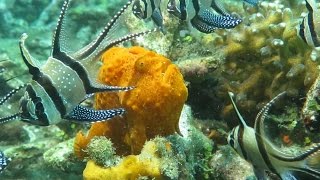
left=209, top=1, right=319, bottom=122
left=75, top=46, right=188, bottom=156
left=83, top=141, right=163, bottom=180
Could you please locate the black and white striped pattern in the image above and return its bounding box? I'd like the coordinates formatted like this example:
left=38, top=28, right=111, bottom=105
left=132, top=0, right=164, bottom=31
left=298, top=0, right=320, bottom=47
left=133, top=0, right=242, bottom=33
left=0, top=151, right=10, bottom=173
left=227, top=91, right=320, bottom=179
left=0, top=0, right=153, bottom=125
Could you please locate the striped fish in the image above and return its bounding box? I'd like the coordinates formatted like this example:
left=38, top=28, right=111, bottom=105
left=298, top=0, right=320, bottom=47
left=132, top=0, right=165, bottom=32
left=132, top=0, right=242, bottom=33
left=227, top=91, right=320, bottom=179
left=0, top=0, right=154, bottom=126
left=0, top=151, right=10, bottom=173
left=167, top=0, right=242, bottom=33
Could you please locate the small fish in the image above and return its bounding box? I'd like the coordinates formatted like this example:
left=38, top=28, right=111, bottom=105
left=0, top=151, right=10, bottom=173
left=298, top=0, right=320, bottom=47
left=227, top=91, right=320, bottom=179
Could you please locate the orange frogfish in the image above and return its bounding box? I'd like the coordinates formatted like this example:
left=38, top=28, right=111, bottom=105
left=74, top=46, right=188, bottom=156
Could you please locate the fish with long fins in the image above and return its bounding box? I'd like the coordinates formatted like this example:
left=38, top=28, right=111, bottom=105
left=298, top=0, right=320, bottom=47
left=0, top=0, right=155, bottom=126
left=227, top=91, right=320, bottom=180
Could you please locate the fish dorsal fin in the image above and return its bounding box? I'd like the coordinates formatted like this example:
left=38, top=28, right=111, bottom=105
left=228, top=92, right=248, bottom=128
left=306, top=0, right=317, bottom=13
left=19, top=33, right=42, bottom=77
left=303, top=144, right=320, bottom=174
left=253, top=92, right=287, bottom=158
left=273, top=143, right=320, bottom=177
left=52, top=0, right=71, bottom=56
left=254, top=92, right=286, bottom=137
left=93, top=28, right=157, bottom=59
left=72, top=0, right=133, bottom=60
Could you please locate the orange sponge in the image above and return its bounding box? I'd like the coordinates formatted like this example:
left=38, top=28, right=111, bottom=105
left=75, top=46, right=188, bottom=156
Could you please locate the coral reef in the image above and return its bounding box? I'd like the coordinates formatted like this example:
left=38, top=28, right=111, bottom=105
left=2, top=0, right=320, bottom=179
left=83, top=138, right=163, bottom=180
left=82, top=105, right=215, bottom=180
left=124, top=0, right=320, bottom=125
left=302, top=74, right=320, bottom=133
left=215, top=0, right=319, bottom=125
left=0, top=123, right=83, bottom=179
left=74, top=46, right=188, bottom=156
left=43, top=138, right=84, bottom=172
left=210, top=145, right=254, bottom=180
left=84, top=136, right=120, bottom=167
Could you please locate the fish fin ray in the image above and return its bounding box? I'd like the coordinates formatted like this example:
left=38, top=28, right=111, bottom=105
left=254, top=91, right=286, bottom=135
left=64, top=105, right=125, bottom=123
left=305, top=144, right=320, bottom=172
left=228, top=92, right=248, bottom=128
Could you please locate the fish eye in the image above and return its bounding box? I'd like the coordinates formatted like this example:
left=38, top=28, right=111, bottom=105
left=132, top=0, right=143, bottom=18
left=27, top=100, right=36, bottom=115
left=19, top=93, right=38, bottom=121
left=19, top=100, right=34, bottom=120
left=229, top=138, right=235, bottom=148
left=227, top=129, right=236, bottom=148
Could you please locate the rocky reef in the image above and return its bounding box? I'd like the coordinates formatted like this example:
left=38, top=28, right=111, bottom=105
left=1, top=0, right=320, bottom=179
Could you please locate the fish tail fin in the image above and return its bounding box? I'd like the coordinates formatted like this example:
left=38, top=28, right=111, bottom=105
left=285, top=143, right=320, bottom=179
left=304, top=144, right=320, bottom=171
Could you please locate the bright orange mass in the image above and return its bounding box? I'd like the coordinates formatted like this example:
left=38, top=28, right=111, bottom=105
left=74, top=46, right=188, bottom=157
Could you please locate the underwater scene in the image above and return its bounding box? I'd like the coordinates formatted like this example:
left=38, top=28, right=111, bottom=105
left=2, top=0, right=320, bottom=179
